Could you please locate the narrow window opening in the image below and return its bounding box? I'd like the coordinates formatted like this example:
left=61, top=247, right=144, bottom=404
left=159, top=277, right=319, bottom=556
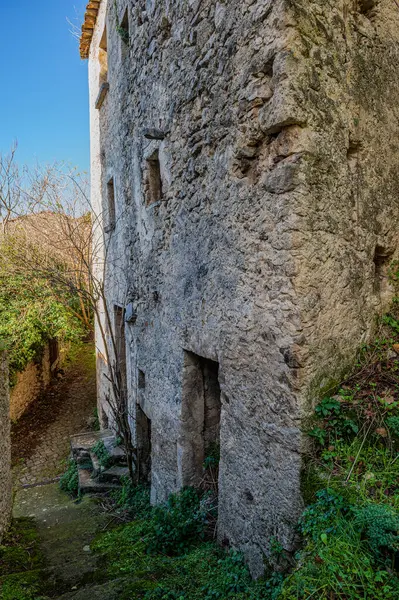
left=99, top=26, right=108, bottom=86
left=136, top=406, right=152, bottom=483
left=105, top=178, right=116, bottom=233
left=347, top=140, right=361, bottom=160
left=138, top=369, right=146, bottom=390
left=263, top=55, right=275, bottom=78
left=119, top=8, right=130, bottom=60
left=373, top=245, right=393, bottom=300
left=145, top=151, right=163, bottom=206
left=114, top=306, right=127, bottom=403
left=179, top=352, right=221, bottom=490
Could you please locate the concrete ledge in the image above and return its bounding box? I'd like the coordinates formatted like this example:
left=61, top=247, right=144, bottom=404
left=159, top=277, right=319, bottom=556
left=95, top=82, right=109, bottom=110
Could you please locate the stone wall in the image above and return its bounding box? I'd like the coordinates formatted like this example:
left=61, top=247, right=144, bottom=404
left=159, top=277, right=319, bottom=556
left=0, top=350, right=11, bottom=541
left=85, top=0, right=399, bottom=576
left=10, top=339, right=66, bottom=422
left=288, top=0, right=399, bottom=402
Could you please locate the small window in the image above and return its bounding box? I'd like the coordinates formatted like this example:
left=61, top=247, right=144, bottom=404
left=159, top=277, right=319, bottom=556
left=145, top=150, right=163, bottom=206
left=105, top=178, right=116, bottom=233
left=99, top=26, right=108, bottom=86
left=119, top=8, right=129, bottom=60
left=138, top=369, right=146, bottom=390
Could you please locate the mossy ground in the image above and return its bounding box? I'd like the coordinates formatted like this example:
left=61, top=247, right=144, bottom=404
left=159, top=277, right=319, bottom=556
left=89, top=485, right=283, bottom=600
left=0, top=518, right=51, bottom=600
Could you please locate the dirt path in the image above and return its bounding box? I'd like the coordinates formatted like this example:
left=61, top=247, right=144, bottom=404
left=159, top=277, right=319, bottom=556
left=11, top=343, right=97, bottom=487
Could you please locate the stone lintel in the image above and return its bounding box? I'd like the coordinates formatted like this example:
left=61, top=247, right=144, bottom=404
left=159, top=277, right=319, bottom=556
left=143, top=128, right=168, bottom=140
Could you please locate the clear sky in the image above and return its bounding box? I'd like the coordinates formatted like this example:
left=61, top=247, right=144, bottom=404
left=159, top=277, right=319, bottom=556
left=0, top=1, right=90, bottom=172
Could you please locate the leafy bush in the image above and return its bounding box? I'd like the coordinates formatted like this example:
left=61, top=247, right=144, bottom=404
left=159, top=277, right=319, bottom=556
left=289, top=299, right=399, bottom=599
left=386, top=416, right=399, bottom=437
left=93, top=524, right=282, bottom=600
left=299, top=489, right=349, bottom=541
left=59, top=459, right=79, bottom=497
left=309, top=396, right=359, bottom=448
left=354, top=504, right=399, bottom=559
left=203, top=444, right=220, bottom=470
left=0, top=573, right=50, bottom=600
left=147, top=488, right=212, bottom=555
left=0, top=272, right=86, bottom=383
left=92, top=440, right=113, bottom=469
left=113, top=477, right=151, bottom=518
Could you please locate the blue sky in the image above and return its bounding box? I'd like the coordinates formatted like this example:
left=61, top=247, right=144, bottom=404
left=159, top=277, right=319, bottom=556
left=0, top=1, right=90, bottom=172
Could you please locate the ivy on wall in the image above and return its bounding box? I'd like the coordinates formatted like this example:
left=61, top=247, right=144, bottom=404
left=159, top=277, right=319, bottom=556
left=0, top=272, right=87, bottom=384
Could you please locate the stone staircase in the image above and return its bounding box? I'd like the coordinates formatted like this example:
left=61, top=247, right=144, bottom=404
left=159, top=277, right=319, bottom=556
left=70, top=430, right=129, bottom=495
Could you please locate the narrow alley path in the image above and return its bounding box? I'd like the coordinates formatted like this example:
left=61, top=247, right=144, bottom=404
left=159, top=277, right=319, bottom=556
left=12, top=483, right=125, bottom=599
left=11, top=342, right=97, bottom=487
left=2, top=342, right=128, bottom=599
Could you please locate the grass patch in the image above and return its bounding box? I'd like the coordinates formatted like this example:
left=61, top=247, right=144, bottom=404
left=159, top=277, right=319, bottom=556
left=281, top=295, right=399, bottom=598
left=93, top=485, right=283, bottom=599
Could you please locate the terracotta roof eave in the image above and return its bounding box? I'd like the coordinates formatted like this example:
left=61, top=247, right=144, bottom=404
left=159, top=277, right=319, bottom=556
left=79, top=0, right=102, bottom=59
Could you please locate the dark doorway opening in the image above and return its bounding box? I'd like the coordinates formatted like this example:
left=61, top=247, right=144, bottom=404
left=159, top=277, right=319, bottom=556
left=136, top=405, right=152, bottom=483
left=180, top=351, right=221, bottom=488
left=114, top=306, right=127, bottom=404
left=49, top=338, right=59, bottom=373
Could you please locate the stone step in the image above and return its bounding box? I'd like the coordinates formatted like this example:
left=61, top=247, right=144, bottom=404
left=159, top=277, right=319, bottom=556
left=98, top=465, right=129, bottom=484
left=71, top=430, right=113, bottom=457
left=103, top=441, right=128, bottom=466
left=78, top=468, right=120, bottom=495
left=71, top=430, right=127, bottom=466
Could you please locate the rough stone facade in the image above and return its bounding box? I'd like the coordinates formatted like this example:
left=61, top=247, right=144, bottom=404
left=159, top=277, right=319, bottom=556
left=0, top=350, right=11, bottom=541
left=83, top=0, right=399, bottom=575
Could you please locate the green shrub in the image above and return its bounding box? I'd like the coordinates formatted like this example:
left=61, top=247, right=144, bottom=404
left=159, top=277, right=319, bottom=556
left=93, top=523, right=282, bottom=600
left=0, top=573, right=50, bottom=600
left=386, top=416, right=399, bottom=437
left=203, top=444, right=220, bottom=470
left=92, top=440, right=113, bottom=469
left=113, top=477, right=151, bottom=518
left=299, top=488, right=349, bottom=541
left=0, top=271, right=87, bottom=383
left=59, top=459, right=79, bottom=497
left=354, top=504, right=399, bottom=559
left=147, top=488, right=212, bottom=555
